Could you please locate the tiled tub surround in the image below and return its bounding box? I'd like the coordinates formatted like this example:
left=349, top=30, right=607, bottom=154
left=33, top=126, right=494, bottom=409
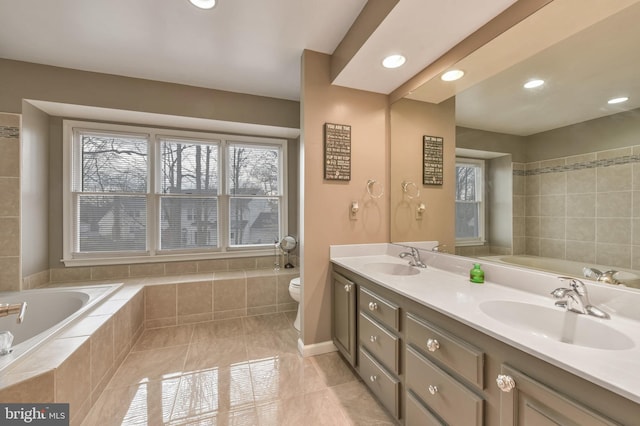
left=516, top=146, right=640, bottom=270
left=0, top=113, right=21, bottom=292
left=0, top=284, right=145, bottom=425
left=0, top=268, right=299, bottom=425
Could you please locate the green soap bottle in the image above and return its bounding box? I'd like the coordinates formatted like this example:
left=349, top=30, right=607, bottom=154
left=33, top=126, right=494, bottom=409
left=470, top=263, right=484, bottom=283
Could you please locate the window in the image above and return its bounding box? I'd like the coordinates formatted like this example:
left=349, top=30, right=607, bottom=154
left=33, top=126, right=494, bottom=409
left=64, top=121, right=287, bottom=265
left=455, top=158, right=485, bottom=244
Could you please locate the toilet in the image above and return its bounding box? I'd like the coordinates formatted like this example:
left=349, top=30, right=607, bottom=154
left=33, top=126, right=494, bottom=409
left=288, top=277, right=301, bottom=331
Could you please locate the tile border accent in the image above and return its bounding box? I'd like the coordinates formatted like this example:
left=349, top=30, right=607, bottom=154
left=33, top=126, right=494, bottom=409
left=0, top=126, right=19, bottom=138
left=513, top=153, right=640, bottom=176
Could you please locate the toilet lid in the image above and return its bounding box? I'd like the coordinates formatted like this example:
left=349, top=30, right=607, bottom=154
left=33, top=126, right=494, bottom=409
left=290, top=277, right=300, bottom=287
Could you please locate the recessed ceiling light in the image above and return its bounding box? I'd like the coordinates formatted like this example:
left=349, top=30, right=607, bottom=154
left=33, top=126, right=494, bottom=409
left=608, top=96, right=629, bottom=104
left=441, top=69, right=465, bottom=82
left=189, top=0, right=216, bottom=9
left=523, top=79, right=544, bottom=89
left=382, top=54, right=406, bottom=69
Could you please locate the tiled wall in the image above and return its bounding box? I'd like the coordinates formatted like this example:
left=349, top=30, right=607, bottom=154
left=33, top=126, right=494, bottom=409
left=518, top=146, right=640, bottom=269
left=144, top=268, right=299, bottom=328
left=0, top=113, right=21, bottom=292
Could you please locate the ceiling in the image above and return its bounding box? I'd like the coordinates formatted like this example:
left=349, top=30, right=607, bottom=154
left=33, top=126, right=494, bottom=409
left=0, top=0, right=517, bottom=101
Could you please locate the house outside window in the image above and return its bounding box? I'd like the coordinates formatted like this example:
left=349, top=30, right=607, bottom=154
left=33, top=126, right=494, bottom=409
left=63, top=120, right=287, bottom=265
left=455, top=158, right=485, bottom=245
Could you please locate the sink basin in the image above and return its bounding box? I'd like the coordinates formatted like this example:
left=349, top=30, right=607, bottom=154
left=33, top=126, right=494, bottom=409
left=363, top=262, right=420, bottom=276
left=479, top=300, right=634, bottom=351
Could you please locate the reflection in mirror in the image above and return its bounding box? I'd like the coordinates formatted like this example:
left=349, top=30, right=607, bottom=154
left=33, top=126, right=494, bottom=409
left=397, top=1, right=640, bottom=289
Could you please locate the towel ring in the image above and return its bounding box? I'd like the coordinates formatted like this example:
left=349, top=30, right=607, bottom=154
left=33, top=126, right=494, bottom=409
left=401, top=180, right=420, bottom=200
left=367, top=179, right=384, bottom=199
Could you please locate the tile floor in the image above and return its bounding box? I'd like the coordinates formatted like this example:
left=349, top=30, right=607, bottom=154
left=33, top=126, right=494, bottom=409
left=82, top=312, right=396, bottom=425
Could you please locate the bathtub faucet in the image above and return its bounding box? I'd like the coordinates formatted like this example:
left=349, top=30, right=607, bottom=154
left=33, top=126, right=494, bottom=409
left=551, top=277, right=609, bottom=319
left=582, top=267, right=621, bottom=285
left=399, top=247, right=426, bottom=268
left=0, top=302, right=27, bottom=324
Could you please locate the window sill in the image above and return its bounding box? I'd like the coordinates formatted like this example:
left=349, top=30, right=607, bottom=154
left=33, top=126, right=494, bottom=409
left=62, top=248, right=275, bottom=267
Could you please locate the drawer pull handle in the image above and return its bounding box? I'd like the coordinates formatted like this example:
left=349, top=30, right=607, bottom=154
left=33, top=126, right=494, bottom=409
left=368, top=302, right=378, bottom=311
left=496, top=374, right=516, bottom=392
left=428, top=385, right=438, bottom=395
left=344, top=284, right=351, bottom=292
left=426, top=338, right=440, bottom=352
left=369, top=375, right=378, bottom=382
left=370, top=335, right=378, bottom=343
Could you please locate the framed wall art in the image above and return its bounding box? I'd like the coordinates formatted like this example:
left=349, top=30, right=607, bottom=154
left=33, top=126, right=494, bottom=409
left=323, top=123, right=351, bottom=181
left=423, top=135, right=443, bottom=185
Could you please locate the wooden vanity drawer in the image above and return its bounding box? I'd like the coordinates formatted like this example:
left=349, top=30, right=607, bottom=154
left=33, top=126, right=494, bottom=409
left=359, top=347, right=400, bottom=419
left=406, top=345, right=483, bottom=426
left=406, top=390, right=445, bottom=426
left=359, top=287, right=399, bottom=332
left=406, top=312, right=484, bottom=388
left=359, top=312, right=399, bottom=373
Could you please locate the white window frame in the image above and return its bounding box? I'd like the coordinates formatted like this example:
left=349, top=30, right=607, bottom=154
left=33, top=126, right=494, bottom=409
left=63, top=120, right=288, bottom=266
left=455, top=157, right=486, bottom=246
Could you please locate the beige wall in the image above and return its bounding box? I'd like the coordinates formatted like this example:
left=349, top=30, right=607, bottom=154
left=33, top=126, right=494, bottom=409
left=300, top=50, right=390, bottom=346
left=389, top=98, right=456, bottom=248
left=0, top=59, right=299, bottom=129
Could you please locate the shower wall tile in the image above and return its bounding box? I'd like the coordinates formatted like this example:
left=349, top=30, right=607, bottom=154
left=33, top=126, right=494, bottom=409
left=566, top=241, right=596, bottom=263
left=596, top=243, right=631, bottom=269
left=0, top=178, right=19, bottom=216
left=596, top=218, right=631, bottom=244
left=566, top=193, right=596, bottom=217
left=597, top=163, right=632, bottom=192
left=518, top=146, right=640, bottom=269
left=566, top=218, right=595, bottom=241
left=540, top=170, right=566, bottom=195
left=567, top=169, right=596, bottom=193
left=539, top=217, right=565, bottom=239
left=145, top=284, right=177, bottom=321
left=540, top=195, right=566, bottom=217
left=539, top=239, right=565, bottom=259
left=0, top=113, right=20, bottom=292
left=597, top=192, right=631, bottom=217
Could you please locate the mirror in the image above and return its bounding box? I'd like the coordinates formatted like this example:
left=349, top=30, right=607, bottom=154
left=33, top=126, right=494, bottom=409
left=391, top=1, right=640, bottom=289
left=278, top=235, right=297, bottom=269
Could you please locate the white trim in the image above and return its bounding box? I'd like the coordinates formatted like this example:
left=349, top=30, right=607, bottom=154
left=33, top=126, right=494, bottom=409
left=62, top=119, right=288, bottom=266
left=297, top=338, right=337, bottom=357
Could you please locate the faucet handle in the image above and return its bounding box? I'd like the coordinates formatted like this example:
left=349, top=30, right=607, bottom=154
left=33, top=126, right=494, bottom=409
left=17, top=302, right=27, bottom=324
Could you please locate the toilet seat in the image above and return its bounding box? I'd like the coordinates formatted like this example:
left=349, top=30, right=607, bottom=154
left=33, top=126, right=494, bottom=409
left=290, top=277, right=300, bottom=287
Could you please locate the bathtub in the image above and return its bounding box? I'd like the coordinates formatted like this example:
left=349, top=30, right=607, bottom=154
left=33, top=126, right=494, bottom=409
left=0, top=284, right=121, bottom=372
left=481, top=255, right=640, bottom=288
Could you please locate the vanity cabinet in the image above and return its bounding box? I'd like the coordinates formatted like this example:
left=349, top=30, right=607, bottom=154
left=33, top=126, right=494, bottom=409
left=497, top=365, right=618, bottom=426
left=358, top=287, right=401, bottom=418
left=330, top=263, right=638, bottom=425
left=405, top=312, right=484, bottom=425
left=331, top=271, right=357, bottom=366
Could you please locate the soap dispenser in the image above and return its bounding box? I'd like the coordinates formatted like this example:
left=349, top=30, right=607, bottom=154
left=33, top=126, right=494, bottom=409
left=470, top=263, right=484, bottom=284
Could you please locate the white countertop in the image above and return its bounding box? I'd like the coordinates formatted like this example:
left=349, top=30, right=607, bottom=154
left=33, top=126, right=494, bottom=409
left=330, top=244, right=640, bottom=405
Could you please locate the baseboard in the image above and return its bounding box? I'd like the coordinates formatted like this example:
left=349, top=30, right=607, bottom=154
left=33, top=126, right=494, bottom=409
left=297, top=338, right=337, bottom=357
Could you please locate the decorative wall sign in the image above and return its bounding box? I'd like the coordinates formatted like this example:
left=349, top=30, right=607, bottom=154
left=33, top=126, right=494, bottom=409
left=423, top=135, right=443, bottom=185
left=324, top=123, right=351, bottom=181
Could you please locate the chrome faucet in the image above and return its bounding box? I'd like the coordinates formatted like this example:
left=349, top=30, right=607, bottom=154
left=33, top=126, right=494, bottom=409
left=551, top=277, right=609, bottom=319
left=399, top=247, right=426, bottom=268
left=583, top=267, right=621, bottom=285
left=0, top=302, right=27, bottom=324
left=431, top=244, right=447, bottom=253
